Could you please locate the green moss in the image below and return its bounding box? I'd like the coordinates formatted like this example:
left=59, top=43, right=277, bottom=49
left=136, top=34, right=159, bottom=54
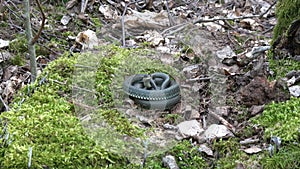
left=212, top=138, right=260, bottom=168
left=9, top=35, right=28, bottom=54
left=272, top=0, right=300, bottom=43
left=268, top=53, right=300, bottom=79
left=8, top=34, right=51, bottom=59
left=260, top=143, right=300, bottom=169
left=251, top=97, right=300, bottom=142
left=0, top=52, right=123, bottom=168
left=144, top=140, right=207, bottom=169
left=9, top=53, right=26, bottom=66
left=91, top=18, right=102, bottom=28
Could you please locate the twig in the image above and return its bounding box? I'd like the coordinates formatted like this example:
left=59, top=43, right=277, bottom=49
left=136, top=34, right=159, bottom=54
left=259, top=0, right=277, bottom=18
left=193, top=15, right=260, bottom=24
left=226, top=31, right=241, bottom=48
left=164, top=0, right=175, bottom=26
left=51, top=79, right=67, bottom=85
left=3, top=1, right=22, bottom=20
left=72, top=85, right=98, bottom=94
left=31, top=0, right=46, bottom=45
left=208, top=109, right=235, bottom=133
left=142, top=139, right=149, bottom=168
left=262, top=26, right=274, bottom=34
left=187, top=76, right=211, bottom=82
left=81, top=0, right=89, bottom=13
left=72, top=100, right=98, bottom=110
left=202, top=115, right=207, bottom=129
left=106, top=0, right=116, bottom=6
left=240, top=138, right=260, bottom=145
left=162, top=1, right=277, bottom=37
left=161, top=22, right=188, bottom=36
left=0, top=95, right=10, bottom=111
left=121, top=0, right=144, bottom=47
left=223, top=20, right=235, bottom=30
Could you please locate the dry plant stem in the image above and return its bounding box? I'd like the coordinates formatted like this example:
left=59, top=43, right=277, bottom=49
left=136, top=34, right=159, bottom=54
left=259, top=0, right=277, bottom=19
left=106, top=0, right=116, bottom=6
left=0, top=95, right=10, bottom=111
left=81, top=0, right=89, bottom=13
left=0, top=0, right=3, bottom=11
left=164, top=0, right=175, bottom=26
left=187, top=77, right=211, bottom=82
left=3, top=1, right=22, bottom=20
left=24, top=0, right=37, bottom=82
left=121, top=0, right=144, bottom=47
left=51, top=79, right=67, bottom=85
left=31, top=0, right=46, bottom=45
left=240, top=138, right=260, bottom=145
left=208, top=109, right=236, bottom=133
left=227, top=31, right=241, bottom=48
left=72, top=85, right=98, bottom=94
left=72, top=100, right=98, bottom=110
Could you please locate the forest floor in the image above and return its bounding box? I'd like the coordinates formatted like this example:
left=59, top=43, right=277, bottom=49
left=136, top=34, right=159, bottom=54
left=0, top=0, right=299, bottom=168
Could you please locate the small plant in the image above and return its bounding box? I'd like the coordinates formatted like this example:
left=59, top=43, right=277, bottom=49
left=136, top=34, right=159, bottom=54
left=9, top=54, right=26, bottom=66
left=163, top=113, right=182, bottom=124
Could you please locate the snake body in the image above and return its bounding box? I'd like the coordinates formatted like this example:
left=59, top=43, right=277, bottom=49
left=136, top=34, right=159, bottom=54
left=123, top=72, right=180, bottom=110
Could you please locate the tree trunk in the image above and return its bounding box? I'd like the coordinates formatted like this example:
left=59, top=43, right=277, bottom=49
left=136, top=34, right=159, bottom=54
left=272, top=0, right=300, bottom=57
left=24, top=0, right=37, bottom=82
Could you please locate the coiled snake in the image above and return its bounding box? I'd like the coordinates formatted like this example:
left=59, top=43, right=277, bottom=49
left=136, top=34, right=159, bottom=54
left=123, top=72, right=180, bottom=110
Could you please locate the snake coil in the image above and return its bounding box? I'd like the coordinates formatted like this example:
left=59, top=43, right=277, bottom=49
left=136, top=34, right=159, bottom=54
left=123, top=72, right=180, bottom=110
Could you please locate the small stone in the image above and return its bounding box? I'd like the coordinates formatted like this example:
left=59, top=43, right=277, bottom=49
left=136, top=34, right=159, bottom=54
left=216, top=45, right=236, bottom=60
left=289, top=85, right=300, bottom=97
left=198, top=144, right=213, bottom=156
left=182, top=65, right=199, bottom=79
left=183, top=105, right=200, bottom=120
left=177, top=120, right=204, bottom=138
left=60, top=15, right=71, bottom=25
left=163, top=123, right=178, bottom=130
left=137, top=116, right=153, bottom=126
left=204, top=124, right=234, bottom=140
left=286, top=70, right=299, bottom=78
left=215, top=106, right=230, bottom=117
left=287, top=76, right=296, bottom=86
left=243, top=146, right=262, bottom=154
left=0, top=39, right=9, bottom=49
left=162, top=155, right=179, bottom=169
left=249, top=105, right=264, bottom=116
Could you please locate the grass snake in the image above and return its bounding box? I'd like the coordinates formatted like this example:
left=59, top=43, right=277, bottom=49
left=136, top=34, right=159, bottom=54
left=123, top=72, right=180, bottom=110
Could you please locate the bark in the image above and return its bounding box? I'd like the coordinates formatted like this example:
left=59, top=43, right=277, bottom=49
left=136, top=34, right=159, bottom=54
left=24, top=0, right=37, bottom=82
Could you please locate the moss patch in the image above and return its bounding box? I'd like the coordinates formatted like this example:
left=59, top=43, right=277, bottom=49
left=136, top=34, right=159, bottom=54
left=212, top=138, right=261, bottom=169
left=143, top=140, right=207, bottom=169
left=0, top=52, right=122, bottom=168
left=260, top=143, right=300, bottom=169
left=268, top=55, right=300, bottom=80
left=251, top=97, right=300, bottom=142
left=272, top=0, right=300, bottom=43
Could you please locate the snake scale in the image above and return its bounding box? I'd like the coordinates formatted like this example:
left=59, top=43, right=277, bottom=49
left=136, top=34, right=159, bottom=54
left=123, top=72, right=180, bottom=110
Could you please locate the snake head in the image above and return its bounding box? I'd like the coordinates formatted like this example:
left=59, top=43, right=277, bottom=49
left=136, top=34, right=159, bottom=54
left=142, top=75, right=152, bottom=88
